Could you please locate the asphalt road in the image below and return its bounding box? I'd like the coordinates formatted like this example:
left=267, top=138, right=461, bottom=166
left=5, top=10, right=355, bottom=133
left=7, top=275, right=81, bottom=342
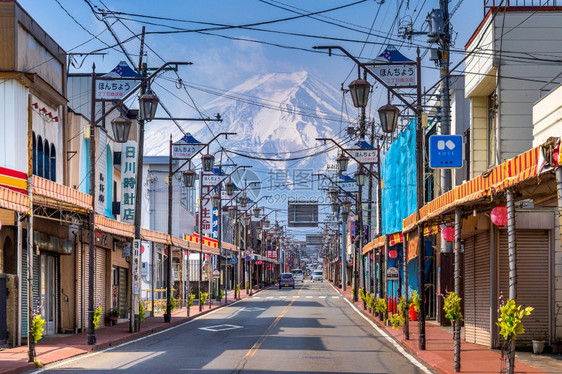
left=38, top=280, right=431, bottom=373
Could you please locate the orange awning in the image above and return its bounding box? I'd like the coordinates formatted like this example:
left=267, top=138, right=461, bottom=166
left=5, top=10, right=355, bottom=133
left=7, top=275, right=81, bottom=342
left=141, top=229, right=170, bottom=245
left=95, top=215, right=134, bottom=238
left=33, top=176, right=92, bottom=212
left=402, top=142, right=554, bottom=230
left=0, top=186, right=30, bottom=213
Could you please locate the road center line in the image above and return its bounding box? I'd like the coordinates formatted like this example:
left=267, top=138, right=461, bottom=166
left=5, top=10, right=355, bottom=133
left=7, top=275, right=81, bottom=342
left=240, top=288, right=303, bottom=362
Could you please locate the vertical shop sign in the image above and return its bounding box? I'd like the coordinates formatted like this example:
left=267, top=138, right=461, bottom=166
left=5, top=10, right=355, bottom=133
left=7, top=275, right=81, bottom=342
left=121, top=140, right=137, bottom=224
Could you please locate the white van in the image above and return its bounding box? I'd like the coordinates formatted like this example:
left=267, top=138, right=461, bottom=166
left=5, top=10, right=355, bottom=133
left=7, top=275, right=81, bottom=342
left=290, top=269, right=304, bottom=282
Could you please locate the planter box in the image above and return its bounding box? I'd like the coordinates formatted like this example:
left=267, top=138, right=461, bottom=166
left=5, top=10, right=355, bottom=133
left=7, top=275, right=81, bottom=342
left=532, top=340, right=546, bottom=354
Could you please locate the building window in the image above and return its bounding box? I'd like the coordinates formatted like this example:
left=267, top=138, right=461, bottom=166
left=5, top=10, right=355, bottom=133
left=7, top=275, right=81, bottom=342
left=50, top=144, right=56, bottom=182
left=37, top=136, right=44, bottom=178
left=32, top=132, right=37, bottom=175
left=487, top=94, right=498, bottom=167
left=44, top=140, right=50, bottom=180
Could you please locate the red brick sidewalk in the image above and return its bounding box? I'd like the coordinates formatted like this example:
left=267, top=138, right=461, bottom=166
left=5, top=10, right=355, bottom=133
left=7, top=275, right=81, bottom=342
left=0, top=292, right=253, bottom=374
left=335, top=283, right=559, bottom=374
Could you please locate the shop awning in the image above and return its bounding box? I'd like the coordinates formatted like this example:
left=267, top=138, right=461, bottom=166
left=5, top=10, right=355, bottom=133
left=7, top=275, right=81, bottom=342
left=0, top=186, right=29, bottom=213
left=141, top=229, right=170, bottom=245
left=362, top=235, right=386, bottom=255
left=402, top=142, right=557, bottom=230
left=95, top=215, right=134, bottom=238
left=221, top=241, right=238, bottom=252
left=33, top=176, right=92, bottom=212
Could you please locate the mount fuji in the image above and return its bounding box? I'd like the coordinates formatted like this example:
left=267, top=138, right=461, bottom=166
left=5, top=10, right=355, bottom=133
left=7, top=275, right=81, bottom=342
left=144, top=71, right=353, bottom=172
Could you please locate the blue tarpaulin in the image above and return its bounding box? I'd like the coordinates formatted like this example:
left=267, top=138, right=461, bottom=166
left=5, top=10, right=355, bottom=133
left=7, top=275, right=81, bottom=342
left=381, top=119, right=416, bottom=234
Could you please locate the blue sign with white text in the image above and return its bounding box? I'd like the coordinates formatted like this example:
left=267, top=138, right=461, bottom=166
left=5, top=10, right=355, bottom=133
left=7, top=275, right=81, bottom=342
left=429, top=135, right=463, bottom=169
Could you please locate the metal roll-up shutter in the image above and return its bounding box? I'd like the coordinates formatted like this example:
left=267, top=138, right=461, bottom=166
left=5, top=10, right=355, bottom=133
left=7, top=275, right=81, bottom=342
left=464, top=231, right=491, bottom=346
left=94, top=247, right=107, bottom=327
left=76, top=241, right=82, bottom=330
left=118, top=267, right=127, bottom=317
left=464, top=235, right=475, bottom=343
left=498, top=229, right=549, bottom=343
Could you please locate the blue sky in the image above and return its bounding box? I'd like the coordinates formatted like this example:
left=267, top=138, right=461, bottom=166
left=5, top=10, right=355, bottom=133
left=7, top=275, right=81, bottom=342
left=19, top=0, right=483, bottom=117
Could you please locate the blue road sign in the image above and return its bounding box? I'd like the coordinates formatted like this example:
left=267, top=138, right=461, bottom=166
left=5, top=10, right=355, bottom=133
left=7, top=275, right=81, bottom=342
left=229, top=257, right=237, bottom=264
left=245, top=256, right=251, bottom=261
left=429, top=135, right=463, bottom=169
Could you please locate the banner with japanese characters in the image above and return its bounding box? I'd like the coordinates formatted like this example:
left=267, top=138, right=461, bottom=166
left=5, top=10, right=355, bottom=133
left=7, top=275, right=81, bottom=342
left=372, top=64, right=417, bottom=87
left=120, top=140, right=138, bottom=224
left=95, top=130, right=107, bottom=215
left=200, top=184, right=213, bottom=237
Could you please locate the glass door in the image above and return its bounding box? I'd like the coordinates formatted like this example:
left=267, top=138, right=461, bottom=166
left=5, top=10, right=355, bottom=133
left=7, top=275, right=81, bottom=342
left=40, top=254, right=57, bottom=335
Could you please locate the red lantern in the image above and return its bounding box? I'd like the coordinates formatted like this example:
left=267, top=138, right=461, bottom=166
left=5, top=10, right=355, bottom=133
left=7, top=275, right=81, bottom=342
left=388, top=249, right=398, bottom=259
left=441, top=226, right=455, bottom=242
left=491, top=205, right=508, bottom=227
left=164, top=248, right=168, bottom=255
left=140, top=245, right=145, bottom=254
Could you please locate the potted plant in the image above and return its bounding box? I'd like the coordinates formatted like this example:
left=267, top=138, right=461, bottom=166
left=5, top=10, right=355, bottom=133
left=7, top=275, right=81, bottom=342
left=139, top=302, right=145, bottom=323
left=200, top=291, right=208, bottom=306
left=359, top=287, right=366, bottom=310
left=532, top=331, right=548, bottom=354
left=443, top=291, right=463, bottom=372
left=107, top=308, right=120, bottom=325
left=375, top=297, right=388, bottom=322
left=187, top=293, right=195, bottom=316
left=496, top=299, right=533, bottom=374
left=409, top=290, right=420, bottom=321
left=93, top=306, right=102, bottom=329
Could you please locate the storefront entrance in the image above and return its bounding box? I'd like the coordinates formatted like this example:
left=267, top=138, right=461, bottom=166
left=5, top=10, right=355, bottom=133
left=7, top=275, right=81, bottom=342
left=40, top=254, right=58, bottom=335
left=112, top=266, right=128, bottom=318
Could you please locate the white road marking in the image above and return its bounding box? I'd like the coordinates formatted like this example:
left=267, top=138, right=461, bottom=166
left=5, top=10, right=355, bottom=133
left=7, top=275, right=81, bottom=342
left=241, top=307, right=266, bottom=312
left=199, top=324, right=243, bottom=332
left=319, top=296, right=327, bottom=299
left=29, top=299, right=241, bottom=373
left=305, top=296, right=313, bottom=299
left=327, top=283, right=432, bottom=374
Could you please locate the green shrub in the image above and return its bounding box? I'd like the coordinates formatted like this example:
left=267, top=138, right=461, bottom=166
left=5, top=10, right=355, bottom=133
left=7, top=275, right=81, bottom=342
left=443, top=291, right=462, bottom=323
left=31, top=314, right=45, bottom=343
left=139, top=302, right=145, bottom=322
left=188, top=293, right=195, bottom=307
left=359, top=287, right=366, bottom=302
left=200, top=292, right=208, bottom=305
left=410, top=290, right=420, bottom=312
left=496, top=299, right=533, bottom=341
left=168, top=297, right=177, bottom=311
left=375, top=298, right=387, bottom=315
left=93, top=306, right=102, bottom=329
left=390, top=312, right=405, bottom=329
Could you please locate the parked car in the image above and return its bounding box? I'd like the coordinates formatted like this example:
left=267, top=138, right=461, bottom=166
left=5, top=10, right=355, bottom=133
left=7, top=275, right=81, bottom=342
left=279, top=273, right=295, bottom=289
left=290, top=269, right=304, bottom=282
left=311, top=270, right=323, bottom=282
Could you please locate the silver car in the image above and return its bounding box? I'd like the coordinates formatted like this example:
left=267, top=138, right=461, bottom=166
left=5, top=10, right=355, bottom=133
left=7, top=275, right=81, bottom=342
left=311, top=270, right=323, bottom=282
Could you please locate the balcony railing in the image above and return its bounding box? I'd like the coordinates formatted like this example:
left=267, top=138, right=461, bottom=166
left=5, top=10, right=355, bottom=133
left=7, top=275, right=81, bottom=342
left=485, top=0, right=561, bottom=15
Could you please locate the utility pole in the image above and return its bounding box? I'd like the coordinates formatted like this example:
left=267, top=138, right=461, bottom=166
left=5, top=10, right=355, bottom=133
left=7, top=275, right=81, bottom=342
left=427, top=1, right=452, bottom=194
left=131, top=27, right=146, bottom=333
left=439, top=0, right=451, bottom=194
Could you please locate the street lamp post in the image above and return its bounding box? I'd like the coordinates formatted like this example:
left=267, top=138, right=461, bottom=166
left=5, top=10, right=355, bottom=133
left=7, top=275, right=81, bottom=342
left=87, top=61, right=192, bottom=343
left=194, top=163, right=248, bottom=310
left=315, top=45, right=424, bottom=349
